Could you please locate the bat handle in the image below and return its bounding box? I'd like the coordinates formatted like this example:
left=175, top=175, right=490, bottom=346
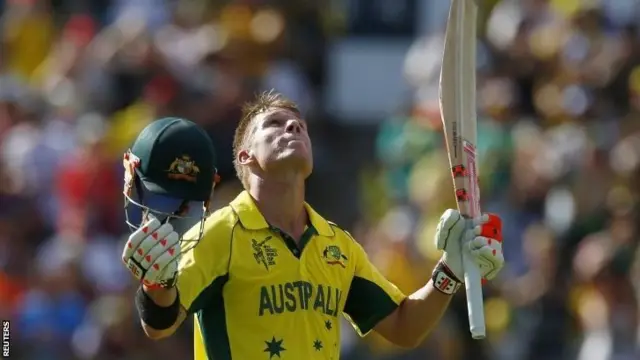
left=462, top=240, right=486, bottom=339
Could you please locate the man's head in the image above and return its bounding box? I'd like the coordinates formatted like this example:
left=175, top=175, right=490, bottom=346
left=123, top=118, right=218, bottom=237
left=233, top=90, right=312, bottom=187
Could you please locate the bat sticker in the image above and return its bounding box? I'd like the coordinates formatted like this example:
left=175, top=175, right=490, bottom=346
left=451, top=165, right=468, bottom=178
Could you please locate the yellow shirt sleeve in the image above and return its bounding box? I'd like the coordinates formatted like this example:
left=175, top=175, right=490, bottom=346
left=342, top=232, right=407, bottom=337
left=176, top=207, right=237, bottom=314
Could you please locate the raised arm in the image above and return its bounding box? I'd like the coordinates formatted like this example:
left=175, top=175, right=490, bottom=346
left=341, top=210, right=504, bottom=348
left=123, top=211, right=236, bottom=340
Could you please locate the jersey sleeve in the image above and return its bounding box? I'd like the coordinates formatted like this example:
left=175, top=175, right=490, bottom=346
left=176, top=208, right=236, bottom=314
left=343, top=234, right=407, bottom=337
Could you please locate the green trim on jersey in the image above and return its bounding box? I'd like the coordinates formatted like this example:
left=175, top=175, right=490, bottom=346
left=194, top=274, right=231, bottom=360
left=269, top=224, right=317, bottom=259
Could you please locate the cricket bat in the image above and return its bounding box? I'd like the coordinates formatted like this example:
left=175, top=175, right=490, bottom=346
left=439, top=0, right=485, bottom=339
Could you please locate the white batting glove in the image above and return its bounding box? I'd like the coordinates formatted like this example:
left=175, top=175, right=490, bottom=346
left=466, top=213, right=504, bottom=281
left=122, top=215, right=181, bottom=288
left=432, top=209, right=504, bottom=294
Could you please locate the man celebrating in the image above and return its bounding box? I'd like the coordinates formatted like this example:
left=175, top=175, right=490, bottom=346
left=121, top=93, right=505, bottom=359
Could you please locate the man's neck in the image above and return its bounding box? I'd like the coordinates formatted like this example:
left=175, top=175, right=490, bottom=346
left=248, top=174, right=307, bottom=237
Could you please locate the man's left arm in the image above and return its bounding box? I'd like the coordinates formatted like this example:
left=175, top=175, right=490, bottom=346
left=373, top=275, right=454, bottom=348
left=344, top=210, right=504, bottom=348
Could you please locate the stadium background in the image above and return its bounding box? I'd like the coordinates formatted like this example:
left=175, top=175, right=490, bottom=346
left=1, top=0, right=640, bottom=359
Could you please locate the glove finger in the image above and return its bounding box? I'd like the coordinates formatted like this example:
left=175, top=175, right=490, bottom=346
left=161, top=259, right=179, bottom=287
left=481, top=262, right=499, bottom=281
left=143, top=232, right=180, bottom=267
left=131, top=223, right=174, bottom=263
left=145, top=249, right=178, bottom=284
left=470, top=239, right=503, bottom=260
left=468, top=236, right=503, bottom=251
left=122, top=217, right=162, bottom=263
left=474, top=214, right=502, bottom=241
left=470, top=246, right=504, bottom=269
left=143, top=258, right=178, bottom=287
left=471, top=252, right=495, bottom=275
left=479, top=254, right=504, bottom=281
left=472, top=213, right=490, bottom=227
left=435, top=209, right=463, bottom=250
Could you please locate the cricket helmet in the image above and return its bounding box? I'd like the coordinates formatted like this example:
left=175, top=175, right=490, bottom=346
left=123, top=117, right=219, bottom=239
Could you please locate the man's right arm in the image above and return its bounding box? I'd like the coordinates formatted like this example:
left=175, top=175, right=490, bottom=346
left=131, top=210, right=236, bottom=340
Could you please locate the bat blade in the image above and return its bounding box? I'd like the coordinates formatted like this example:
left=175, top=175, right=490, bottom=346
left=439, top=0, right=485, bottom=339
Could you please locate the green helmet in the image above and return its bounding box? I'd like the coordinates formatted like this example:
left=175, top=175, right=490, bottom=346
left=123, top=118, right=218, bottom=234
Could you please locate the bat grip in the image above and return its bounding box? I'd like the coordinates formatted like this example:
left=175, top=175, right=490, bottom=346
left=462, top=235, right=486, bottom=339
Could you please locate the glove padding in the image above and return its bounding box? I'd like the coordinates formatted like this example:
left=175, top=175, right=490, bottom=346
left=435, top=209, right=504, bottom=282
left=122, top=215, right=181, bottom=288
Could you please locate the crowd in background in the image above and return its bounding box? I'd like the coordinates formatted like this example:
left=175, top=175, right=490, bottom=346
left=1, top=0, right=640, bottom=359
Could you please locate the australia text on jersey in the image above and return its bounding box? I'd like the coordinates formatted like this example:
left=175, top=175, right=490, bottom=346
left=259, top=282, right=343, bottom=317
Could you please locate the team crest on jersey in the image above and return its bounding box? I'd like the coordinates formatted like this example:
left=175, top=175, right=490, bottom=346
left=253, top=236, right=278, bottom=270
left=322, top=245, right=348, bottom=268
left=167, top=155, right=200, bottom=182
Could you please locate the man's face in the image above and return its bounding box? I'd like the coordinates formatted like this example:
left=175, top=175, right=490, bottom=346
left=242, top=107, right=313, bottom=177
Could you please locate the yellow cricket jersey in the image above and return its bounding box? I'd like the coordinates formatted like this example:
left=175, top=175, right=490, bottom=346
left=176, top=191, right=407, bottom=360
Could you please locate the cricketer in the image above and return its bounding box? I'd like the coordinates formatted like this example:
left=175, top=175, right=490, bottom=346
left=120, top=92, right=505, bottom=359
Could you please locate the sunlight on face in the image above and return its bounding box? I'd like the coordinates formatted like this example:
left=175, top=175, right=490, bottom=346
left=246, top=108, right=313, bottom=176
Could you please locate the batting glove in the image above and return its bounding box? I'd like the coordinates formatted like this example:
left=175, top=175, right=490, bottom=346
left=466, top=213, right=504, bottom=281
left=432, top=209, right=504, bottom=294
left=122, top=215, right=181, bottom=288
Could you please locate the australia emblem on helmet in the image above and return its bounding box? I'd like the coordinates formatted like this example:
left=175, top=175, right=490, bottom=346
left=167, top=155, right=200, bottom=182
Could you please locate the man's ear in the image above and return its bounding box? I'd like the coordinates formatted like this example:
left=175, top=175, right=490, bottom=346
left=238, top=149, right=252, bottom=165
